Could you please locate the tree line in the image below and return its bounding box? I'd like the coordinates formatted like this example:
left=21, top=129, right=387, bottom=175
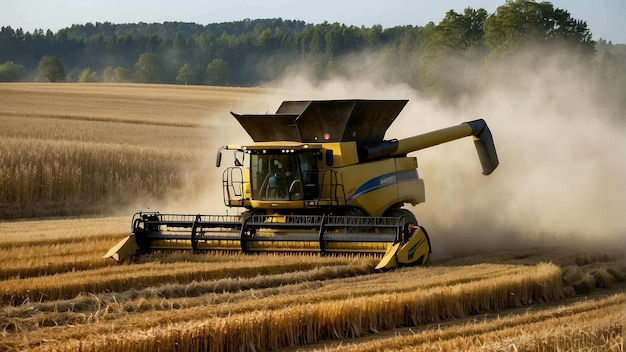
left=0, top=0, right=624, bottom=101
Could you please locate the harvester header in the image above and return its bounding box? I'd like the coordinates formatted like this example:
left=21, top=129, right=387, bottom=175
left=105, top=99, right=499, bottom=270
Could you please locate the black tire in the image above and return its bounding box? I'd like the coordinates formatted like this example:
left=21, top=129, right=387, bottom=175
left=339, top=207, right=369, bottom=233
left=383, top=208, right=418, bottom=225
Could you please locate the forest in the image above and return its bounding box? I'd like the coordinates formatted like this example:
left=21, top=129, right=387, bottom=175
left=0, top=0, right=625, bottom=102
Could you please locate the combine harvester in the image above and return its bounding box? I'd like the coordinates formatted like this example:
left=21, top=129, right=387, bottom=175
left=104, top=100, right=498, bottom=269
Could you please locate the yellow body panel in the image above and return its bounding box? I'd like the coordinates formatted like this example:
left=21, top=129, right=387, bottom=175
left=320, top=142, right=359, bottom=167
left=395, top=157, right=425, bottom=206
left=242, top=170, right=251, bottom=198
left=102, top=234, right=137, bottom=261
left=232, top=141, right=425, bottom=216
left=330, top=155, right=425, bottom=216
left=375, top=226, right=430, bottom=270
left=340, top=158, right=398, bottom=216
left=248, top=200, right=308, bottom=209
left=396, top=227, right=430, bottom=265
left=376, top=243, right=400, bottom=270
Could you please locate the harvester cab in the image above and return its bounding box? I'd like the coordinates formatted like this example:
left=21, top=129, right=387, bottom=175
left=104, top=99, right=499, bottom=269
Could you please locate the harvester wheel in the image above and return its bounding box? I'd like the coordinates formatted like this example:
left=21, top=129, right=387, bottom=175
left=383, top=208, right=421, bottom=244
left=384, top=208, right=417, bottom=225
left=339, top=207, right=370, bottom=233
left=341, top=206, right=367, bottom=217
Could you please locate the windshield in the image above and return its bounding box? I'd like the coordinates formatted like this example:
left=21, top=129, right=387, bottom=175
left=250, top=150, right=318, bottom=201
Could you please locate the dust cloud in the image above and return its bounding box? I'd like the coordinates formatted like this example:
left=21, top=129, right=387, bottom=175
left=152, top=47, right=624, bottom=260
left=265, top=49, right=626, bottom=259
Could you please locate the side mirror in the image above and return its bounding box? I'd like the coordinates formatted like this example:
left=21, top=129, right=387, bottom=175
left=216, top=146, right=225, bottom=167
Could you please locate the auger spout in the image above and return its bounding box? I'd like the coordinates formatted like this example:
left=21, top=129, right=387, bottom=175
left=359, top=119, right=499, bottom=175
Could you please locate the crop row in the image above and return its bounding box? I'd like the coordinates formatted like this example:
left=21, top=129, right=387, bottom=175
left=323, top=292, right=625, bottom=352
left=0, top=250, right=555, bottom=347
left=44, top=262, right=563, bottom=352
left=0, top=253, right=358, bottom=306
left=2, top=234, right=623, bottom=352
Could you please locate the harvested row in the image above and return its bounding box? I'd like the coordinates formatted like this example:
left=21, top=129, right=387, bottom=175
left=0, top=236, right=122, bottom=279
left=0, top=249, right=538, bottom=307
left=0, top=222, right=127, bottom=280
left=0, top=254, right=357, bottom=306
left=0, top=216, right=128, bottom=244
left=323, top=293, right=625, bottom=352
left=0, top=262, right=554, bottom=349
left=0, top=232, right=121, bottom=250
left=2, top=224, right=622, bottom=352
left=0, top=262, right=521, bottom=333
left=0, top=262, right=374, bottom=349
left=43, top=262, right=563, bottom=352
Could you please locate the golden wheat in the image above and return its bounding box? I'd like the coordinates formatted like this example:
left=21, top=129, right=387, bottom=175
left=1, top=253, right=357, bottom=305
left=0, top=83, right=273, bottom=218
left=319, top=293, right=624, bottom=352
left=39, top=262, right=563, bottom=352
left=0, top=83, right=268, bottom=126
left=0, top=136, right=208, bottom=218
left=1, top=227, right=623, bottom=351
left=2, top=214, right=623, bottom=351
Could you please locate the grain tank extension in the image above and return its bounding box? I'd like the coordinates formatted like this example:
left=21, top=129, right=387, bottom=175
left=104, top=100, right=499, bottom=269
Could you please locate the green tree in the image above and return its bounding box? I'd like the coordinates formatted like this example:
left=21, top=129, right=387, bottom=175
left=0, top=61, right=25, bottom=81
left=395, top=26, right=420, bottom=85
left=134, top=52, right=162, bottom=83
left=364, top=24, right=383, bottom=47
left=484, top=0, right=594, bottom=59
left=176, top=63, right=193, bottom=85
left=102, top=66, right=115, bottom=82
left=417, top=22, right=441, bottom=92
left=113, top=66, right=132, bottom=82
left=258, top=28, right=273, bottom=49
left=37, top=55, right=66, bottom=82
left=172, top=31, right=185, bottom=53
left=418, top=8, right=489, bottom=97
left=205, top=58, right=230, bottom=85
left=437, top=8, right=488, bottom=52
left=103, top=66, right=132, bottom=83
left=65, top=68, right=82, bottom=82
left=79, top=68, right=98, bottom=82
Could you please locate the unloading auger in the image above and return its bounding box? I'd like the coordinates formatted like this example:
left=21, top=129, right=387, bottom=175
left=104, top=99, right=499, bottom=269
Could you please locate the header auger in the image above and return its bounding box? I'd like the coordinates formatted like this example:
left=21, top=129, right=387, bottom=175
left=104, top=99, right=499, bottom=269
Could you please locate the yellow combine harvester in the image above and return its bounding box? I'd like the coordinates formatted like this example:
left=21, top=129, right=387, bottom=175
left=104, top=100, right=498, bottom=269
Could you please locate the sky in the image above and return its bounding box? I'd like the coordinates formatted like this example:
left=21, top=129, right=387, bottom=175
left=2, top=0, right=625, bottom=44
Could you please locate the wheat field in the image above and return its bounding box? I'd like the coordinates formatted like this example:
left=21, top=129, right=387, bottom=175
left=0, top=83, right=624, bottom=351
left=0, top=83, right=270, bottom=219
